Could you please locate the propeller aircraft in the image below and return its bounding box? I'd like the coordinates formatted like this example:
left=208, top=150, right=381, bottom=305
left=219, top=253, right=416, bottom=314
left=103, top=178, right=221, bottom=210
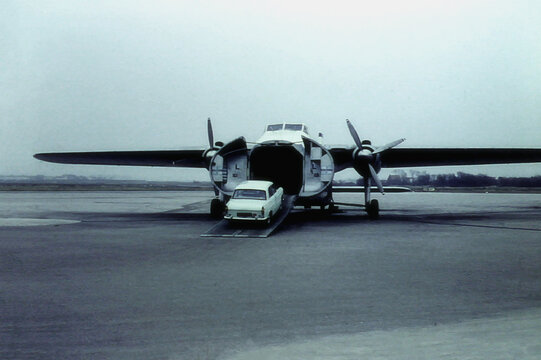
left=35, top=119, right=541, bottom=220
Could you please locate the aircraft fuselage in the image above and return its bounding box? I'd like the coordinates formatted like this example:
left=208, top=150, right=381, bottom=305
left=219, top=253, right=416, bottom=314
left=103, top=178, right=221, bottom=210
left=208, top=123, right=335, bottom=205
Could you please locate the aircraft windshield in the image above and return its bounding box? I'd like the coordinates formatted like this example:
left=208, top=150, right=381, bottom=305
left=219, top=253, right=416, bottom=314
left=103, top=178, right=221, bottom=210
left=233, top=189, right=267, bottom=200
left=267, top=124, right=283, bottom=131
left=284, top=124, right=303, bottom=131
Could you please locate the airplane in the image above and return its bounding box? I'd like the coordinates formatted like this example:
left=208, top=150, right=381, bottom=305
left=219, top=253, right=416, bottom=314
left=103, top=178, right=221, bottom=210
left=35, top=119, right=541, bottom=219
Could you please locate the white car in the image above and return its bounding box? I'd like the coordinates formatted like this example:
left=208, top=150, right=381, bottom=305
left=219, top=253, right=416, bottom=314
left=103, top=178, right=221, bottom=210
left=224, top=180, right=284, bottom=223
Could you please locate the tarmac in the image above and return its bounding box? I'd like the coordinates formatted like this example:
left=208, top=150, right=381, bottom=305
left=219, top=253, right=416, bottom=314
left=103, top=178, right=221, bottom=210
left=1, top=191, right=540, bottom=359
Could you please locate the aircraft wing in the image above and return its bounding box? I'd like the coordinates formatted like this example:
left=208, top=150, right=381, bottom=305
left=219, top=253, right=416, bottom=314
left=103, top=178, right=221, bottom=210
left=380, top=148, right=541, bottom=168
left=328, top=147, right=355, bottom=172
left=34, top=150, right=207, bottom=168
left=35, top=147, right=541, bottom=169
left=331, top=147, right=541, bottom=170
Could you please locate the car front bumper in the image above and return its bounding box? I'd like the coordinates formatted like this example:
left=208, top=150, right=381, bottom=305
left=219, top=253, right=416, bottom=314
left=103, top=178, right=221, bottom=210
left=224, top=212, right=269, bottom=221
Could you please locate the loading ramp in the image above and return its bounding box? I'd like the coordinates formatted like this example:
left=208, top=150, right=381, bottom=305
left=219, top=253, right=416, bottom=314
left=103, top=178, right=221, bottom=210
left=201, top=195, right=297, bottom=238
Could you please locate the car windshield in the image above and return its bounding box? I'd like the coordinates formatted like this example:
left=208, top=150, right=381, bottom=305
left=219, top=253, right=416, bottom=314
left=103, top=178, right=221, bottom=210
left=233, top=189, right=267, bottom=200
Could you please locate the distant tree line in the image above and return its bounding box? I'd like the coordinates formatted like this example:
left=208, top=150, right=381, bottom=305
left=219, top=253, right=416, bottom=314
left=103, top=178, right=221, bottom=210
left=0, top=175, right=212, bottom=186
left=384, top=172, right=541, bottom=187
left=4, top=173, right=541, bottom=188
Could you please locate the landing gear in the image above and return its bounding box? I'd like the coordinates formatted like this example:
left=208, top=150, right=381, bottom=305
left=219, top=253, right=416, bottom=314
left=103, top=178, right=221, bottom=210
left=362, top=176, right=380, bottom=219
left=325, top=203, right=338, bottom=213
left=366, top=199, right=379, bottom=219
left=210, top=198, right=225, bottom=219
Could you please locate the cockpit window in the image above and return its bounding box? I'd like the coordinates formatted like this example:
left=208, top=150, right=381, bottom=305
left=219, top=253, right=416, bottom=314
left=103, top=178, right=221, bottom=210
left=267, top=124, right=283, bottom=131
left=284, top=124, right=303, bottom=131
left=233, top=189, right=267, bottom=200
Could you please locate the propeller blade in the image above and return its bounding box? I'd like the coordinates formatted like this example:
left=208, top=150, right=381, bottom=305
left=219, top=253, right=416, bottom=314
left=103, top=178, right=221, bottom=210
left=346, top=119, right=363, bottom=148
left=207, top=118, right=214, bottom=148
left=373, top=138, right=406, bottom=154
left=369, top=164, right=384, bottom=194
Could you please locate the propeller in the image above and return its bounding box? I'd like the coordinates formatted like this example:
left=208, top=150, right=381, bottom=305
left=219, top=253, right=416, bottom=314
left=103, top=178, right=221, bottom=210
left=346, top=119, right=405, bottom=200
left=207, top=117, right=215, bottom=148
left=207, top=118, right=223, bottom=149
left=368, top=163, right=384, bottom=193
left=203, top=118, right=224, bottom=171
left=373, top=138, right=406, bottom=154
left=346, top=119, right=363, bottom=148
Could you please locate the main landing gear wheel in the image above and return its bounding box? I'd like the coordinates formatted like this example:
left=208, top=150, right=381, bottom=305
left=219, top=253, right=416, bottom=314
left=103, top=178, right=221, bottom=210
left=210, top=198, right=225, bottom=219
left=324, top=203, right=338, bottom=214
left=366, top=199, right=379, bottom=219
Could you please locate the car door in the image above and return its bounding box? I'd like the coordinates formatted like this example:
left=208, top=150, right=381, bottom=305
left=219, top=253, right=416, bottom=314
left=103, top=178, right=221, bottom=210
left=268, top=185, right=278, bottom=214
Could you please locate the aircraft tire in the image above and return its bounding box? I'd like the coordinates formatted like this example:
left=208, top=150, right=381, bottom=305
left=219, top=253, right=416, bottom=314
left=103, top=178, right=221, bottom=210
left=210, top=198, right=224, bottom=219
left=327, top=203, right=337, bottom=213
left=367, top=199, right=379, bottom=219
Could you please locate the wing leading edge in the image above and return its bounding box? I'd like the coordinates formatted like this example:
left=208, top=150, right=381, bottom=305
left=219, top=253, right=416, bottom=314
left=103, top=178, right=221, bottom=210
left=34, top=150, right=207, bottom=168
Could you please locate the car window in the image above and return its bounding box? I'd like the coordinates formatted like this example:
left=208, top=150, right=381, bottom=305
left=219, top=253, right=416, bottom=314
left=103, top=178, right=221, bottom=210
left=268, top=186, right=275, bottom=197
left=232, top=189, right=267, bottom=200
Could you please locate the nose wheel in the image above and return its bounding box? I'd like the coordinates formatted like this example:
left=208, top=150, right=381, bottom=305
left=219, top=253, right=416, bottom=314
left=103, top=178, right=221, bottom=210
left=366, top=199, right=379, bottom=219
left=210, top=198, right=225, bottom=219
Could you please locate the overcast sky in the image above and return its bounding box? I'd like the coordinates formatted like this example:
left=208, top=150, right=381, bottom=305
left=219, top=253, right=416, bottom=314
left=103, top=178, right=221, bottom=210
left=2, top=0, right=541, bottom=181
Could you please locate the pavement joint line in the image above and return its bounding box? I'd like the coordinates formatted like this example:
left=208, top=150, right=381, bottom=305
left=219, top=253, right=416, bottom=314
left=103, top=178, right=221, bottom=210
left=411, top=219, right=541, bottom=232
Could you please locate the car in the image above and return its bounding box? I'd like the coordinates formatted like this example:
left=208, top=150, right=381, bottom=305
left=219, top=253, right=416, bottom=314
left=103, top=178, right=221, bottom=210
left=224, top=180, right=284, bottom=224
